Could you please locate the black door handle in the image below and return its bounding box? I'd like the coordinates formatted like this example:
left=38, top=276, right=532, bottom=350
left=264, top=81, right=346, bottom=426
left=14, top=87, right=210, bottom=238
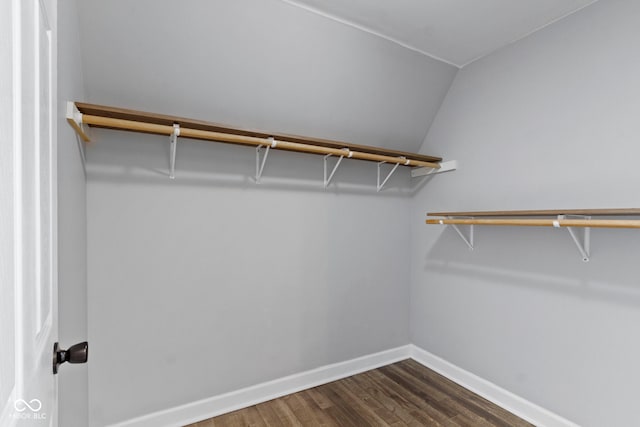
left=53, top=342, right=88, bottom=374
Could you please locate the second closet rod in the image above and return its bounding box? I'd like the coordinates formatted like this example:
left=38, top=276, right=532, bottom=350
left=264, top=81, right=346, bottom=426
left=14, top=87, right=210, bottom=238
left=426, top=218, right=640, bottom=229
left=81, top=114, right=442, bottom=169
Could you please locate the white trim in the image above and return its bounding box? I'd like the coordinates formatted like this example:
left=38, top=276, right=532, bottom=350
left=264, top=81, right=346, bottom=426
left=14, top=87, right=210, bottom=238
left=12, top=0, right=25, bottom=398
left=278, top=0, right=460, bottom=68
left=107, top=345, right=411, bottom=427
left=106, top=344, right=579, bottom=427
left=0, top=388, right=18, bottom=427
left=409, top=345, right=579, bottom=427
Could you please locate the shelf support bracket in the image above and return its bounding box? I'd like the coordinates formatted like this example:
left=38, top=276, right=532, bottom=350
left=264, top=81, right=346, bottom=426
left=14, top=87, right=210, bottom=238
left=169, top=124, right=180, bottom=179
left=323, top=152, right=345, bottom=188
left=444, top=216, right=474, bottom=250
left=411, top=160, right=458, bottom=178
left=377, top=161, right=401, bottom=192
left=557, top=215, right=591, bottom=262
left=255, top=138, right=274, bottom=183
left=66, top=101, right=90, bottom=142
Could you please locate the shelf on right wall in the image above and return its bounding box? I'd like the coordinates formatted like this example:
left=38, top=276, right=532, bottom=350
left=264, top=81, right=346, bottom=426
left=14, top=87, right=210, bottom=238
left=425, top=208, right=640, bottom=262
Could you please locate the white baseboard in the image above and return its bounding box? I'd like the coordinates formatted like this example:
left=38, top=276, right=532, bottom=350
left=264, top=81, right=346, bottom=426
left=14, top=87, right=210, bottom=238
left=409, top=345, right=579, bottom=427
left=108, top=345, right=411, bottom=427
left=109, top=344, right=578, bottom=427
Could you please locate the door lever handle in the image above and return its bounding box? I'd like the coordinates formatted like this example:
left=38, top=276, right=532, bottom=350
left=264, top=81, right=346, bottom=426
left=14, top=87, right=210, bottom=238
left=53, top=342, right=88, bottom=374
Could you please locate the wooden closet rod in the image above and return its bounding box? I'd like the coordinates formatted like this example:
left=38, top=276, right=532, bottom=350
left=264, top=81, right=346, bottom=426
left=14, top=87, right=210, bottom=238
left=428, top=208, right=640, bottom=217
left=74, top=106, right=442, bottom=169
left=83, top=113, right=441, bottom=168
left=426, top=218, right=640, bottom=229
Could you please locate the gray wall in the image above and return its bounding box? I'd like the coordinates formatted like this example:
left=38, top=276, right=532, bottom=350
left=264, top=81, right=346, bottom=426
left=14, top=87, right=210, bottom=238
left=87, top=134, right=413, bottom=426
left=57, top=0, right=88, bottom=426
left=77, top=0, right=456, bottom=153
left=83, top=2, right=456, bottom=425
left=411, top=1, right=640, bottom=426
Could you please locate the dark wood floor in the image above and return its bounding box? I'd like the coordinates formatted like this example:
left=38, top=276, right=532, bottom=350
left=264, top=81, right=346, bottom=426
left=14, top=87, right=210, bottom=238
left=187, top=359, right=532, bottom=427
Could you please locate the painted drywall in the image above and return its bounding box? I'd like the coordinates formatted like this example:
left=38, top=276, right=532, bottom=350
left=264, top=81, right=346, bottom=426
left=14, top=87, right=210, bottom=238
left=411, top=0, right=640, bottom=426
left=87, top=133, right=415, bottom=426
left=76, top=0, right=456, bottom=153
left=281, top=0, right=596, bottom=67
left=57, top=0, right=88, bottom=425
left=82, top=2, right=457, bottom=425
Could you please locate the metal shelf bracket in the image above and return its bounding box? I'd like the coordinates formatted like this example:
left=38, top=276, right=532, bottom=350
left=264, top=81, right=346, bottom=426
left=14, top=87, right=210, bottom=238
left=323, top=150, right=347, bottom=188
left=255, top=137, right=275, bottom=183
left=557, top=215, right=591, bottom=262
left=169, top=124, right=180, bottom=179
left=377, top=161, right=401, bottom=192
left=411, top=160, right=458, bottom=178
left=65, top=101, right=90, bottom=142
left=441, top=216, right=474, bottom=250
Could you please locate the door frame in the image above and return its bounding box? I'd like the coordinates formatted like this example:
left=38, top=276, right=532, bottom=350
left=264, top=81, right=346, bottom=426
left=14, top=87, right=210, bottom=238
left=1, top=0, right=59, bottom=425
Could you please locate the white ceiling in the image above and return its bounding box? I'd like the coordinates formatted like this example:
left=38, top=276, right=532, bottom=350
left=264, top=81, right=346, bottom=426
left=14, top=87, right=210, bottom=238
left=282, top=0, right=597, bottom=67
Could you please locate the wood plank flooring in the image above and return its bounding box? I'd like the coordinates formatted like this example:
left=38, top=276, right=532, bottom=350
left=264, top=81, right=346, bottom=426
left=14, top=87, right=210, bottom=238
left=186, top=359, right=533, bottom=427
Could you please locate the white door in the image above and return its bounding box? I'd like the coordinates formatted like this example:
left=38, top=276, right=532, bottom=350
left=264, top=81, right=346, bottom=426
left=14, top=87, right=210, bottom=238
left=1, top=0, right=59, bottom=426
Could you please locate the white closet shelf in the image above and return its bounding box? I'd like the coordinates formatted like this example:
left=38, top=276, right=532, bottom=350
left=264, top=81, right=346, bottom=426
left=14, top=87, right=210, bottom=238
left=425, top=209, right=640, bottom=262
left=66, top=102, right=457, bottom=190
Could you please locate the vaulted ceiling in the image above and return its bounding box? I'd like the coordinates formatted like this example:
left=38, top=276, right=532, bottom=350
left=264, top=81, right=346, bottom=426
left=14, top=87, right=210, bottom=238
left=76, top=0, right=598, bottom=153
left=282, top=0, right=598, bottom=67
